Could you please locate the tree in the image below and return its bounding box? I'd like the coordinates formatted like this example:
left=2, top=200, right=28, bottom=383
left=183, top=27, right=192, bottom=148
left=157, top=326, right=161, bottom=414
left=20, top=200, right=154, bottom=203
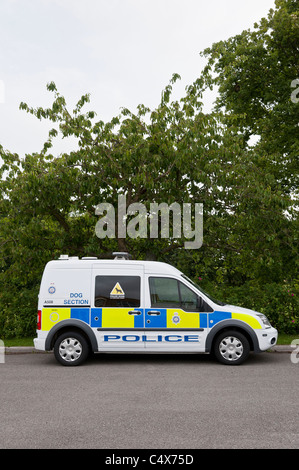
left=200, top=0, right=299, bottom=195
left=0, top=1, right=298, bottom=337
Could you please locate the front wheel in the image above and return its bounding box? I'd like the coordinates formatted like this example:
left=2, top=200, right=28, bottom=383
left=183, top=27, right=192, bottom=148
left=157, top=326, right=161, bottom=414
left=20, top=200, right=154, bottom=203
left=54, top=331, right=89, bottom=366
left=213, top=330, right=250, bottom=365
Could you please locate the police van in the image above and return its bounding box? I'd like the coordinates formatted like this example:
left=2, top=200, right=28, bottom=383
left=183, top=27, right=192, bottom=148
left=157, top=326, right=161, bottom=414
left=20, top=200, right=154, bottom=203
left=34, top=252, right=278, bottom=366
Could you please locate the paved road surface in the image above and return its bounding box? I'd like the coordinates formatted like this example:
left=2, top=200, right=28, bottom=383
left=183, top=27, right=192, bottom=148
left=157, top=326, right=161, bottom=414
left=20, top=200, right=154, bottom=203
left=0, top=352, right=298, bottom=449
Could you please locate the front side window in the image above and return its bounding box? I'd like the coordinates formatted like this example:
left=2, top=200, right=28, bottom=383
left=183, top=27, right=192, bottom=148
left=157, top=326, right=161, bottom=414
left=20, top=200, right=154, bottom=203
left=149, top=277, right=180, bottom=308
left=179, top=282, right=198, bottom=311
left=181, top=274, right=226, bottom=306
left=149, top=277, right=213, bottom=312
left=95, top=276, right=140, bottom=307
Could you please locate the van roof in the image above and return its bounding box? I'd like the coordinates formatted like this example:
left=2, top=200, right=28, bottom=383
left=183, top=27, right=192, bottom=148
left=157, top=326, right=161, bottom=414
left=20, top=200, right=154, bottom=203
left=45, top=257, right=182, bottom=276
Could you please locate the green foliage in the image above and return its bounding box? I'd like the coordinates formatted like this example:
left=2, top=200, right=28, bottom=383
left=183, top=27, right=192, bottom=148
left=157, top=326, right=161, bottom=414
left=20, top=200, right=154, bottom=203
left=0, top=0, right=298, bottom=338
left=201, top=0, right=299, bottom=194
left=210, top=282, right=298, bottom=334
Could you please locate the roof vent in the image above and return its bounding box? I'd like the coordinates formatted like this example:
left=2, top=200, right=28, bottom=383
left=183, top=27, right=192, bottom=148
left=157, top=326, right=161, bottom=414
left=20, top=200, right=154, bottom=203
left=82, top=257, right=98, bottom=260
left=112, top=252, right=132, bottom=260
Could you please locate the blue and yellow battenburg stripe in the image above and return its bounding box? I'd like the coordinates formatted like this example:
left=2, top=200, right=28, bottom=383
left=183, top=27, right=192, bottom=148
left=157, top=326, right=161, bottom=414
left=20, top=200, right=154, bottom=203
left=41, top=307, right=143, bottom=331
left=41, top=307, right=89, bottom=331
left=41, top=307, right=262, bottom=331
left=90, top=308, right=144, bottom=328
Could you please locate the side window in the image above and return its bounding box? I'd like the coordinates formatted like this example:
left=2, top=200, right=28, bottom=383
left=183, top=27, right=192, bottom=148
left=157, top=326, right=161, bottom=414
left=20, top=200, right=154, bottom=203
left=179, top=281, right=213, bottom=312
left=95, top=276, right=140, bottom=307
left=149, top=277, right=213, bottom=312
left=149, top=277, right=180, bottom=308
left=179, top=282, right=198, bottom=311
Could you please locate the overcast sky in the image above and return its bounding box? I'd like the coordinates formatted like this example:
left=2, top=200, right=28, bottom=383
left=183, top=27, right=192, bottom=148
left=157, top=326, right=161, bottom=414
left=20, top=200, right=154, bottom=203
left=0, top=0, right=276, bottom=157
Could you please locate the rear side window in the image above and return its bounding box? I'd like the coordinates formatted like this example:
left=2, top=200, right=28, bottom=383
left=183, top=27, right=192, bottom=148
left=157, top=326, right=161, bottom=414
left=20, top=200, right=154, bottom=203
left=95, top=276, right=140, bottom=307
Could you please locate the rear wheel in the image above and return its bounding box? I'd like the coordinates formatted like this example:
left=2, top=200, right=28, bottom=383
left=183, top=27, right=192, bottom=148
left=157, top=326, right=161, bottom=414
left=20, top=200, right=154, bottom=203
left=213, top=330, right=250, bottom=365
left=54, top=331, right=89, bottom=366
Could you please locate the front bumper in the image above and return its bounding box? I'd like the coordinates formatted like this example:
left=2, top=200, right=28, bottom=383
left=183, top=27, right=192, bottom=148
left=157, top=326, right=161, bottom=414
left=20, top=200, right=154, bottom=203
left=255, top=327, right=278, bottom=351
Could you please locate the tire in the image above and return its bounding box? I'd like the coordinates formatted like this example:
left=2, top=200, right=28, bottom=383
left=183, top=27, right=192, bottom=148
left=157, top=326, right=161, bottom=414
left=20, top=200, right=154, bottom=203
left=54, top=331, right=89, bottom=366
left=213, top=330, right=250, bottom=365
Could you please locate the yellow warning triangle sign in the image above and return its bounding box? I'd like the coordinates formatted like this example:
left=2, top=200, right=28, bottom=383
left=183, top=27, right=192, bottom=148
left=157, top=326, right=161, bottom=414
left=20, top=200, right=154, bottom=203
left=110, top=282, right=125, bottom=296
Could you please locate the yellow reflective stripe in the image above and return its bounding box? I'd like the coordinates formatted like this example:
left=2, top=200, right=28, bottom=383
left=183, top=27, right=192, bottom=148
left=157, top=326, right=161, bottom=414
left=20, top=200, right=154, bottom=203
left=42, top=308, right=71, bottom=331
left=102, top=308, right=134, bottom=328
left=231, top=313, right=262, bottom=329
left=166, top=309, right=200, bottom=328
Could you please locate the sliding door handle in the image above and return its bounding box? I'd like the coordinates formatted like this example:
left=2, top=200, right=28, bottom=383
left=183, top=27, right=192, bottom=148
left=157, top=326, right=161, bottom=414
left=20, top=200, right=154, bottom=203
left=147, top=310, right=161, bottom=316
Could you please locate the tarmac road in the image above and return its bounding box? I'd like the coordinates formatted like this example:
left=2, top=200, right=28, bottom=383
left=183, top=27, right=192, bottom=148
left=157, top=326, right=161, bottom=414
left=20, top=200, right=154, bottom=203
left=0, top=351, right=298, bottom=449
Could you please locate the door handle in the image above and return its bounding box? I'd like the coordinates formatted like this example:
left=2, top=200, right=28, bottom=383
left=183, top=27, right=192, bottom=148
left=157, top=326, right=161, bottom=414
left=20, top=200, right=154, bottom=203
left=128, top=311, right=142, bottom=315
left=147, top=310, right=161, bottom=316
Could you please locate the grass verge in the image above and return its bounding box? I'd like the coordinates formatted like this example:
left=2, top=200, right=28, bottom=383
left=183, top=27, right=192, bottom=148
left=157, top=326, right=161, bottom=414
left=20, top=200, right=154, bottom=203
left=3, top=337, right=35, bottom=347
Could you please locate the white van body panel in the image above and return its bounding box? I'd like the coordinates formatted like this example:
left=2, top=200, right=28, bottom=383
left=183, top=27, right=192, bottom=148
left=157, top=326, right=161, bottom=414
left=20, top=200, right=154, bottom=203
left=34, top=257, right=278, bottom=361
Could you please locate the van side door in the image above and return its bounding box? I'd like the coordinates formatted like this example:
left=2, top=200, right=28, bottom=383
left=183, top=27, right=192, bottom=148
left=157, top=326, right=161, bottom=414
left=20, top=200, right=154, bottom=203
left=144, top=276, right=210, bottom=351
left=91, top=264, right=145, bottom=350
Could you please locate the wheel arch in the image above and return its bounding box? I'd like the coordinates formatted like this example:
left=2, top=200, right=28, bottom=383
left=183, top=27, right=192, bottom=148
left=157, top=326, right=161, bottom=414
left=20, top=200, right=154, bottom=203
left=45, top=319, right=98, bottom=352
left=205, top=319, right=261, bottom=353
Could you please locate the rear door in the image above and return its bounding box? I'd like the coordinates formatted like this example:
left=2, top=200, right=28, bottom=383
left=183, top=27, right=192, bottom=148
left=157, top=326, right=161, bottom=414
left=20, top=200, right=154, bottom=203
left=144, top=276, right=209, bottom=351
left=91, top=264, right=145, bottom=350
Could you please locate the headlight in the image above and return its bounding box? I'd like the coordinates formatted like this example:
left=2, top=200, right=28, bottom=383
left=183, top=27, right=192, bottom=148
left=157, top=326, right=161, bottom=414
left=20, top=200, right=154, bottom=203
left=257, top=314, right=271, bottom=329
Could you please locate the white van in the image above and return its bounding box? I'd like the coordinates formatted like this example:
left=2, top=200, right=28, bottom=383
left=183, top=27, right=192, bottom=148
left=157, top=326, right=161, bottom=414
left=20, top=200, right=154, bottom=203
left=34, top=253, right=278, bottom=366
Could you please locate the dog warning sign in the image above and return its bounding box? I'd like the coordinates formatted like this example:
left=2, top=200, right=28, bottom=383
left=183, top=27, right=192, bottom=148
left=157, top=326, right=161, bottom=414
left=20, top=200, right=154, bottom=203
left=110, top=282, right=125, bottom=299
